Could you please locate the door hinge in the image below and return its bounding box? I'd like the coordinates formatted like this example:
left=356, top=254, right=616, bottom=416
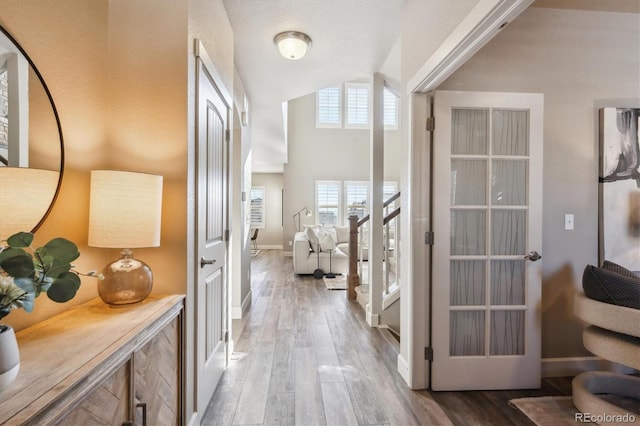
left=224, top=331, right=229, bottom=343
left=225, top=128, right=230, bottom=142
left=426, top=117, right=435, bottom=131
left=425, top=231, right=434, bottom=245
left=224, top=229, right=230, bottom=241
left=425, top=346, right=433, bottom=361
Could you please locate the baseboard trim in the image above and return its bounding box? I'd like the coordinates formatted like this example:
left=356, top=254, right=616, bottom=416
left=397, top=353, right=411, bottom=387
left=542, top=356, right=637, bottom=378
left=257, top=244, right=283, bottom=250
left=231, top=290, right=252, bottom=320
left=366, top=307, right=380, bottom=327
left=188, top=413, right=198, bottom=426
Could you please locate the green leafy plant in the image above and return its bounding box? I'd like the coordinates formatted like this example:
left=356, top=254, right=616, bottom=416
left=0, top=232, right=98, bottom=321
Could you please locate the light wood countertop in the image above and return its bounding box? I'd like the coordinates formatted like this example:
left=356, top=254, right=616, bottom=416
left=0, top=295, right=185, bottom=425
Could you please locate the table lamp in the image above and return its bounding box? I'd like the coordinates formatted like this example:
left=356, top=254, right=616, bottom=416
left=88, top=170, right=163, bottom=306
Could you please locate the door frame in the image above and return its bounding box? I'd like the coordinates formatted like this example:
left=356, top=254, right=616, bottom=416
left=188, top=39, right=233, bottom=424
left=400, top=0, right=534, bottom=391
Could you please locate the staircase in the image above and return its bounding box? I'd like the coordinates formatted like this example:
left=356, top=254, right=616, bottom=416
left=348, top=192, right=401, bottom=335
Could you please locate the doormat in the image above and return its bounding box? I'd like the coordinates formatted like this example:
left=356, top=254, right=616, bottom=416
left=509, top=396, right=581, bottom=426
left=323, top=275, right=347, bottom=290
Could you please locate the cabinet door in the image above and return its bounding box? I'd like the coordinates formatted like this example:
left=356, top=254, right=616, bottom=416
left=134, top=316, right=180, bottom=426
left=55, top=362, right=130, bottom=426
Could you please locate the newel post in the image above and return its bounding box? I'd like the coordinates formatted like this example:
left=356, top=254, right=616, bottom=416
left=347, top=215, right=360, bottom=300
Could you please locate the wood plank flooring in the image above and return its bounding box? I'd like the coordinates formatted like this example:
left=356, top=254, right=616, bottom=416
left=202, top=250, right=572, bottom=425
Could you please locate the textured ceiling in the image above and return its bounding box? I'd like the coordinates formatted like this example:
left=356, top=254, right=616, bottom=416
left=224, top=0, right=639, bottom=172
left=223, top=0, right=407, bottom=172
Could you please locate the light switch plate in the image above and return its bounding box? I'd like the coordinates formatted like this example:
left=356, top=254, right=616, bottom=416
left=565, top=214, right=574, bottom=230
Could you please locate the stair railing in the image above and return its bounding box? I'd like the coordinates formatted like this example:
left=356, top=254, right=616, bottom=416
left=347, top=191, right=400, bottom=300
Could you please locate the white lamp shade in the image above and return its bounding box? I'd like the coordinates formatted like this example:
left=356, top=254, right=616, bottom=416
left=274, top=31, right=312, bottom=60
left=0, top=167, right=59, bottom=240
left=88, top=170, right=163, bottom=248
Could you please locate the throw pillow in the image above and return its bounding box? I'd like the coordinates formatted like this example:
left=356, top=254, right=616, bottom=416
left=317, top=225, right=336, bottom=252
left=324, top=226, right=338, bottom=246
left=582, top=264, right=640, bottom=310
left=602, top=260, right=640, bottom=279
left=304, top=225, right=320, bottom=251
left=334, top=226, right=349, bottom=244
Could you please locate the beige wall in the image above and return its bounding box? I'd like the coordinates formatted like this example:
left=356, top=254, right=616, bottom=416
left=252, top=172, right=283, bottom=248
left=2, top=0, right=236, bottom=420
left=439, top=7, right=640, bottom=358
left=282, top=91, right=402, bottom=251
left=1, top=0, right=194, bottom=331
left=0, top=0, right=109, bottom=330
left=107, top=0, right=189, bottom=297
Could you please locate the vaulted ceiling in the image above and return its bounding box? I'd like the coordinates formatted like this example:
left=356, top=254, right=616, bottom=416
left=223, top=0, right=639, bottom=173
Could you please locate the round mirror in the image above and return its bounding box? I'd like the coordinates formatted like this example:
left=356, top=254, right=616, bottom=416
left=0, top=25, right=64, bottom=241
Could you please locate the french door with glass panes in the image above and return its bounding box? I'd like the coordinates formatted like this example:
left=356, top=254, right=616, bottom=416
left=431, top=91, right=543, bottom=391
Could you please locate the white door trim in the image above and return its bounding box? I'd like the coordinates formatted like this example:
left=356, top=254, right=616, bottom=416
left=401, top=0, right=534, bottom=391
left=407, top=0, right=533, bottom=94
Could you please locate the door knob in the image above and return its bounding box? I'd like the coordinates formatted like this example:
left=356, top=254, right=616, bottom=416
left=200, top=257, right=216, bottom=268
left=523, top=251, right=542, bottom=261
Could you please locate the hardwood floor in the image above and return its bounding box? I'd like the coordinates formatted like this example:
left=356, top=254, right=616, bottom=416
left=202, top=250, right=572, bottom=425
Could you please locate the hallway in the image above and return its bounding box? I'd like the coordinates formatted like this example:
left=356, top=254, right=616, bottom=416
left=202, top=250, right=571, bottom=425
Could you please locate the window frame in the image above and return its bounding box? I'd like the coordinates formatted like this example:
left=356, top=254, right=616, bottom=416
left=384, top=87, right=399, bottom=131
left=345, top=82, right=370, bottom=129
left=316, top=86, right=342, bottom=128
left=315, top=180, right=342, bottom=227
left=249, top=186, right=265, bottom=229
left=344, top=181, right=369, bottom=224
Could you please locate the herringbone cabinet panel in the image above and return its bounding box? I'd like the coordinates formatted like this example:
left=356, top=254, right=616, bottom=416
left=134, top=317, right=180, bottom=426
left=56, top=363, right=129, bottom=426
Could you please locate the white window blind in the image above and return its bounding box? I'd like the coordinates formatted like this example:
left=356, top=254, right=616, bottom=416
left=316, top=181, right=341, bottom=226
left=316, top=86, right=342, bottom=128
left=250, top=186, right=265, bottom=228
left=346, top=83, right=370, bottom=128
left=384, top=88, right=399, bottom=130
left=345, top=181, right=368, bottom=223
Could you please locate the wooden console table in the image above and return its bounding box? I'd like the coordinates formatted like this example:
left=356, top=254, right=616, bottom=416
left=0, top=295, right=185, bottom=425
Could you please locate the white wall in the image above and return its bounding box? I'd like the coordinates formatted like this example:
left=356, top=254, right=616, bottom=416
left=438, top=7, right=640, bottom=358
left=252, top=172, right=283, bottom=248
left=282, top=91, right=402, bottom=251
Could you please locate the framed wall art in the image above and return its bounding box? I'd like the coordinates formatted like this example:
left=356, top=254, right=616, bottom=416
left=599, top=107, right=640, bottom=273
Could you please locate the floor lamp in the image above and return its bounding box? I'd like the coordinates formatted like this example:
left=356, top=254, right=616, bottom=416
left=293, top=207, right=312, bottom=232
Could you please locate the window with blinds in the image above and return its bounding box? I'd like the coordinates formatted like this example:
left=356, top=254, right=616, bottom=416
left=384, top=88, right=399, bottom=130
left=316, top=86, right=342, bottom=128
left=315, top=83, right=399, bottom=131
left=346, top=83, right=370, bottom=128
left=316, top=181, right=342, bottom=226
left=345, top=181, right=369, bottom=222
left=250, top=186, right=265, bottom=228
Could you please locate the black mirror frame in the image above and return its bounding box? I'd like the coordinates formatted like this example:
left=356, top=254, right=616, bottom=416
left=0, top=24, right=65, bottom=235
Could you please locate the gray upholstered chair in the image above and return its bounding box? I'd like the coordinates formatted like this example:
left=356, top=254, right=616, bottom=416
left=572, top=262, right=640, bottom=425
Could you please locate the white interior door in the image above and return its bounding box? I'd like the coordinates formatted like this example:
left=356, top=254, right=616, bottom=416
left=432, top=90, right=543, bottom=391
left=196, top=50, right=230, bottom=414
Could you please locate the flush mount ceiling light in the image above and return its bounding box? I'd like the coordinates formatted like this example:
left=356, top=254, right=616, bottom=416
left=274, top=31, right=312, bottom=60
